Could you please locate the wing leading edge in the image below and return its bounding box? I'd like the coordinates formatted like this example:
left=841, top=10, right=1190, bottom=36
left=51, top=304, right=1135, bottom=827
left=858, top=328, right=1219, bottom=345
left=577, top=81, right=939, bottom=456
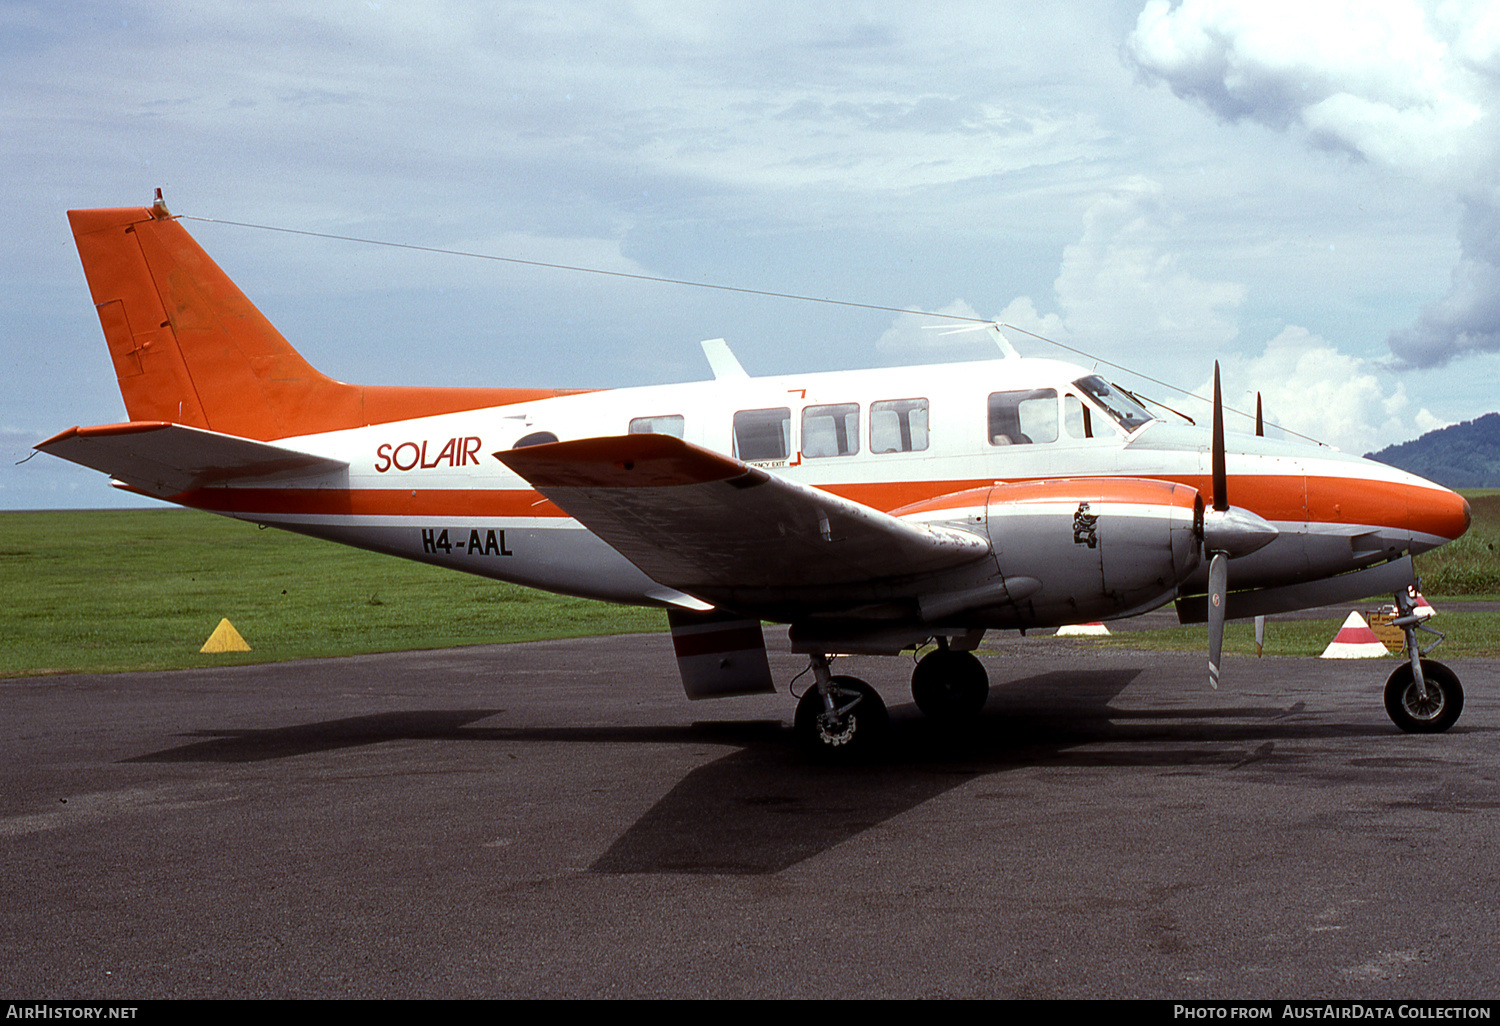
left=496, top=434, right=991, bottom=605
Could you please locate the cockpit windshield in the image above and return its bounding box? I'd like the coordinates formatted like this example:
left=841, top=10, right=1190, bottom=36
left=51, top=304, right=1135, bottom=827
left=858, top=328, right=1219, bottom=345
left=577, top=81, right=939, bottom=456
left=1073, top=375, right=1155, bottom=433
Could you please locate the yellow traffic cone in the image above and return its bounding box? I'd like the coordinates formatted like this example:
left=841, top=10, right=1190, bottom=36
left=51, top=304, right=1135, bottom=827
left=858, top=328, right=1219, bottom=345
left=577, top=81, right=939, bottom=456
left=200, top=618, right=250, bottom=653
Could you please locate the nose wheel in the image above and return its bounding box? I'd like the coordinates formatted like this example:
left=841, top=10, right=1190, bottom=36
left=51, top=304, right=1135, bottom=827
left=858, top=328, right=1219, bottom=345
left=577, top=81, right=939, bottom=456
left=1385, top=659, right=1463, bottom=734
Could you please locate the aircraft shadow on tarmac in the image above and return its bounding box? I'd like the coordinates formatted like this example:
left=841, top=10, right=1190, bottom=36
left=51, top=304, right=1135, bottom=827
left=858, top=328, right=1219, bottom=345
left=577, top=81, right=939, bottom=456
left=125, top=668, right=1399, bottom=876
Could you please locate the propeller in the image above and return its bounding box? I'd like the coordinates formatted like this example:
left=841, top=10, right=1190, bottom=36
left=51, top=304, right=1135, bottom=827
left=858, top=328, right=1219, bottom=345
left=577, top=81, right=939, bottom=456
left=1253, top=390, right=1266, bottom=657
left=1208, top=548, right=1228, bottom=689
left=1200, top=365, right=1279, bottom=689
left=1207, top=364, right=1229, bottom=688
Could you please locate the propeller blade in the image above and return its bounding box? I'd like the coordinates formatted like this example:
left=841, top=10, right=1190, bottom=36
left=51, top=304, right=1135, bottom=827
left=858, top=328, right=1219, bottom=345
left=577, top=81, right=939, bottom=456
left=1255, top=392, right=1264, bottom=438
left=1254, top=614, right=1265, bottom=657
left=1212, top=362, right=1228, bottom=512
left=1208, top=550, right=1228, bottom=689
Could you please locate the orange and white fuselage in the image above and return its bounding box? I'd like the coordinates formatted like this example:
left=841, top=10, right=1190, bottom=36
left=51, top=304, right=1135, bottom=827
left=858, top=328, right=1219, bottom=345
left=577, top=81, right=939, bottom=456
left=39, top=203, right=1471, bottom=658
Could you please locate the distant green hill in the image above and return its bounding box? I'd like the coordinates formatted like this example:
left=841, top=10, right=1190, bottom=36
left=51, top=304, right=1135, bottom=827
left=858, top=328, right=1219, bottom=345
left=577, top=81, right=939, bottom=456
left=1365, top=412, right=1500, bottom=488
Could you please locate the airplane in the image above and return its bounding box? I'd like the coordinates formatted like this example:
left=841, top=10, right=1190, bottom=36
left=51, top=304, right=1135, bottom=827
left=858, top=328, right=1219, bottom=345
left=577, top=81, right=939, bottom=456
left=38, top=194, right=1474, bottom=759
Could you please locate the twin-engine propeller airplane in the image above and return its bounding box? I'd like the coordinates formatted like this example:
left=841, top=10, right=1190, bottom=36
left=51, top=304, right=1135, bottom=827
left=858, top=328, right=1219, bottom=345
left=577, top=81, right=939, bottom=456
left=39, top=195, right=1473, bottom=758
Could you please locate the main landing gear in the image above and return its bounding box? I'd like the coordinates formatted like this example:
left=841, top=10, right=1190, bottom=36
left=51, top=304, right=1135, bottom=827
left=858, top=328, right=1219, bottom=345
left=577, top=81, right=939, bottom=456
left=910, top=644, right=990, bottom=720
left=793, top=643, right=993, bottom=760
left=1383, top=586, right=1464, bottom=734
left=794, top=654, right=889, bottom=761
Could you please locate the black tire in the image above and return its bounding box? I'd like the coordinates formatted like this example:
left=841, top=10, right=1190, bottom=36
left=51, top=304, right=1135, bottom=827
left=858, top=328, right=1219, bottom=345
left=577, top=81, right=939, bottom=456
left=910, top=649, right=990, bottom=720
left=795, top=676, right=889, bottom=761
left=1384, top=659, right=1464, bottom=734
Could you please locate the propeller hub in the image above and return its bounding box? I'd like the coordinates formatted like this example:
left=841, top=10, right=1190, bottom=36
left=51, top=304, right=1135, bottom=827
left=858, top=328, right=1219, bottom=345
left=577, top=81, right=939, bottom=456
left=1202, top=506, right=1279, bottom=560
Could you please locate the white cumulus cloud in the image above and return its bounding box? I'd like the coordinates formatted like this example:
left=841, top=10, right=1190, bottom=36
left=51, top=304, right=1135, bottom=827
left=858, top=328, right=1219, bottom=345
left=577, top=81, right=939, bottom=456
left=1125, top=0, right=1500, bottom=369
left=1126, top=0, right=1481, bottom=165
left=1210, top=326, right=1434, bottom=454
left=985, top=178, right=1244, bottom=366
left=877, top=179, right=1245, bottom=369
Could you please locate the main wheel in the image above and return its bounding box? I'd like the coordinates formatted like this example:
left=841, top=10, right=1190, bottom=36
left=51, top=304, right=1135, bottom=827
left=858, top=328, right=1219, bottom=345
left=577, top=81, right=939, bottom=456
left=910, top=649, right=990, bottom=720
left=795, top=675, right=889, bottom=761
left=1384, top=659, right=1464, bottom=734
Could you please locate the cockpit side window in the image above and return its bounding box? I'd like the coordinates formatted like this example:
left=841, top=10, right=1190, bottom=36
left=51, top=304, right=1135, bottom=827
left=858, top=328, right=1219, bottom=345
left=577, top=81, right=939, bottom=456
left=988, top=389, right=1058, bottom=446
left=1072, top=375, right=1154, bottom=433
left=1064, top=394, right=1092, bottom=438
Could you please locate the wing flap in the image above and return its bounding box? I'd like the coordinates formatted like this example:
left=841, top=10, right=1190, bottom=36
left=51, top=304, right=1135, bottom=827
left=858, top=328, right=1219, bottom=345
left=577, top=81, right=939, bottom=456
left=496, top=434, right=989, bottom=593
left=36, top=421, right=348, bottom=497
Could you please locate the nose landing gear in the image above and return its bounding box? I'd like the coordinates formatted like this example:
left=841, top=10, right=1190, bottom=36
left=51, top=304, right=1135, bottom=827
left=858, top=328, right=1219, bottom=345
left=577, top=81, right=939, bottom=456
left=1384, top=585, right=1463, bottom=734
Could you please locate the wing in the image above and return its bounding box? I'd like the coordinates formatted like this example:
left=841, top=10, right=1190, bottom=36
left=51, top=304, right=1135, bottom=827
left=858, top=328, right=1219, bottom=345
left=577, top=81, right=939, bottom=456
left=495, top=434, right=990, bottom=598
left=36, top=421, right=348, bottom=498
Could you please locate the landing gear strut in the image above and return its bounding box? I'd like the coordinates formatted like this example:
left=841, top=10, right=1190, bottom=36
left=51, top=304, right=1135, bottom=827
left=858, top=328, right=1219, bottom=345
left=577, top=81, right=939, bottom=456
left=1384, top=585, right=1464, bottom=734
left=794, top=654, right=889, bottom=760
left=910, top=644, right=990, bottom=720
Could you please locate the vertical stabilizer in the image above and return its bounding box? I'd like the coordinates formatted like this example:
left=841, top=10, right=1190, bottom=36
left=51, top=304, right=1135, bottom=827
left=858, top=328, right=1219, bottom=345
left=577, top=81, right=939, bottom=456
left=68, top=201, right=581, bottom=441
left=70, top=205, right=216, bottom=431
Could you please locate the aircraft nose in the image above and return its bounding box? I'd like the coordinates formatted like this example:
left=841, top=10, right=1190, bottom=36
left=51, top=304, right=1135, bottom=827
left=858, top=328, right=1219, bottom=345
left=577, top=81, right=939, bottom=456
left=1413, top=486, right=1471, bottom=542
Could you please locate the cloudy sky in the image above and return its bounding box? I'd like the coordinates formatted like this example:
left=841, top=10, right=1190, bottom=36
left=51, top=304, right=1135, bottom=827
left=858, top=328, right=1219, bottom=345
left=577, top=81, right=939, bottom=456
left=5, top=0, right=1500, bottom=508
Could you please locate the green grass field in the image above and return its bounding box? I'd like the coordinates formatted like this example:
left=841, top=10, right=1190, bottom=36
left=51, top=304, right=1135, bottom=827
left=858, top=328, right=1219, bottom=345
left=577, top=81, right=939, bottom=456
left=2, top=493, right=1497, bottom=677
left=0, top=508, right=664, bottom=677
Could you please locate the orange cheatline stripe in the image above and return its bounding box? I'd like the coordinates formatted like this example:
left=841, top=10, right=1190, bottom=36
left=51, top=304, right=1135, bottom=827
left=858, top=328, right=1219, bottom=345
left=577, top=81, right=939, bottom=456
left=176, top=487, right=566, bottom=518
left=168, top=471, right=1470, bottom=541
left=1158, top=473, right=1469, bottom=541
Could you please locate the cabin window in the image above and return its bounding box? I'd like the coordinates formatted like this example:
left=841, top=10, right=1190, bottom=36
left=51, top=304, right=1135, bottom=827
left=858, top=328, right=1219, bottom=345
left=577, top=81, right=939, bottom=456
left=1063, top=395, right=1092, bottom=439
left=629, top=414, right=685, bottom=438
left=988, top=389, right=1058, bottom=445
left=801, top=403, right=860, bottom=458
left=733, top=407, right=791, bottom=461
left=870, top=398, right=928, bottom=454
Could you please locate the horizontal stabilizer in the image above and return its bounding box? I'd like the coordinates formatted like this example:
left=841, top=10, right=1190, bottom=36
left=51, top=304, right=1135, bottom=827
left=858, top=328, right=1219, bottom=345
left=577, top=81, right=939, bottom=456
left=496, top=434, right=990, bottom=595
left=36, top=421, right=348, bottom=498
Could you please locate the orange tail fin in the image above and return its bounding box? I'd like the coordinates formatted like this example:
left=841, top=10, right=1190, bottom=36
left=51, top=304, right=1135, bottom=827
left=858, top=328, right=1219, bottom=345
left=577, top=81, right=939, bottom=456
left=68, top=199, right=578, bottom=441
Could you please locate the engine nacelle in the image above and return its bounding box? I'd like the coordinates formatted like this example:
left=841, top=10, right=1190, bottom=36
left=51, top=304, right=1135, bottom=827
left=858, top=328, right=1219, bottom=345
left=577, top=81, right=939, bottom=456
left=984, top=477, right=1203, bottom=626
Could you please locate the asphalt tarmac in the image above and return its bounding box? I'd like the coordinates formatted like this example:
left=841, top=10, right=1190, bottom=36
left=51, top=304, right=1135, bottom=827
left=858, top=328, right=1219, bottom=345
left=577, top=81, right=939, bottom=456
left=2, top=632, right=1497, bottom=999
